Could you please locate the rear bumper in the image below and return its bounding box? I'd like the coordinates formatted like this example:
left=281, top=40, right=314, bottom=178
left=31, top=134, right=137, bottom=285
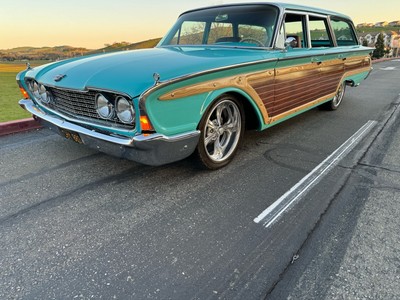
left=19, top=99, right=200, bottom=166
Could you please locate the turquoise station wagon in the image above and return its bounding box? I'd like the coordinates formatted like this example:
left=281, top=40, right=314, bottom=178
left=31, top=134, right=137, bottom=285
left=17, top=2, right=372, bottom=169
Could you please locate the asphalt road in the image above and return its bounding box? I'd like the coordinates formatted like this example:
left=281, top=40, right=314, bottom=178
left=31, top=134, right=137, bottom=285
left=1, top=60, right=399, bottom=299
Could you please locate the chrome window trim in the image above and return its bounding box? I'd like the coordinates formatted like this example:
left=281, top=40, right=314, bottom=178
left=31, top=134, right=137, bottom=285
left=279, top=10, right=339, bottom=49
left=329, top=16, right=360, bottom=46
left=305, top=15, right=311, bottom=49
left=326, top=16, right=338, bottom=47
left=276, top=48, right=371, bottom=62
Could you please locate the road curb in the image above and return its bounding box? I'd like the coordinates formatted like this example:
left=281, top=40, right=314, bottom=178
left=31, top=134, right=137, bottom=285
left=0, top=117, right=42, bottom=137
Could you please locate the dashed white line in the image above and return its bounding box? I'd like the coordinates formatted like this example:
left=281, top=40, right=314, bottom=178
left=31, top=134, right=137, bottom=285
left=254, top=120, right=377, bottom=228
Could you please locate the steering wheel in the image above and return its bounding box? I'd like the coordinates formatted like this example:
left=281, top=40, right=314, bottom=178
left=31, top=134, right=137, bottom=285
left=240, top=38, right=265, bottom=47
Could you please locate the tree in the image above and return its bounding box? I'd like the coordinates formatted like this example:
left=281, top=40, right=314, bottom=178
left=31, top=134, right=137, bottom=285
left=372, top=33, right=385, bottom=59
left=384, top=46, right=391, bottom=57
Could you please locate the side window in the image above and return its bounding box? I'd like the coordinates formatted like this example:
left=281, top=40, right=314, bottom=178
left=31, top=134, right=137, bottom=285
left=309, top=17, right=333, bottom=48
left=170, top=21, right=206, bottom=45
left=275, top=13, right=307, bottom=49
left=330, top=19, right=358, bottom=46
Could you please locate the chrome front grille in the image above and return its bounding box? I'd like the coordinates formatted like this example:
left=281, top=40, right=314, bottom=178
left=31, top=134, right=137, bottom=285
left=49, top=88, right=98, bottom=119
left=46, top=87, right=134, bottom=129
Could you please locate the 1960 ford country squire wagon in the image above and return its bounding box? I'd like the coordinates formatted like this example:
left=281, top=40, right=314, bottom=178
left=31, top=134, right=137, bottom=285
left=17, top=2, right=372, bottom=169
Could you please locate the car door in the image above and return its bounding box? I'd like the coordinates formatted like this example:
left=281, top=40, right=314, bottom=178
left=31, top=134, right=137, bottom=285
left=307, top=15, right=345, bottom=101
left=329, top=17, right=368, bottom=76
left=270, top=13, right=338, bottom=123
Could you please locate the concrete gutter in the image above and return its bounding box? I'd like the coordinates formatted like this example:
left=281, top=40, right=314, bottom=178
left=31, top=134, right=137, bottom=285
left=0, top=58, right=397, bottom=137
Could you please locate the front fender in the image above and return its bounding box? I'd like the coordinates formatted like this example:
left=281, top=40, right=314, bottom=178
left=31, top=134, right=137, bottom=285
left=145, top=85, right=265, bottom=136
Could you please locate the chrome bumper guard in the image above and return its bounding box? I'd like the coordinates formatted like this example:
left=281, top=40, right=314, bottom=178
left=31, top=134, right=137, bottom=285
left=19, top=99, right=200, bottom=166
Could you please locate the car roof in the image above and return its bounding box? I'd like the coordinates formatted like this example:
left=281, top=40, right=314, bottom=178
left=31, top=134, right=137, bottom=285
left=180, top=2, right=352, bottom=21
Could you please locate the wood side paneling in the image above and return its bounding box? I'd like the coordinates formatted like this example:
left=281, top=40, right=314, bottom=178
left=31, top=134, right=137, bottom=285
left=158, top=54, right=371, bottom=127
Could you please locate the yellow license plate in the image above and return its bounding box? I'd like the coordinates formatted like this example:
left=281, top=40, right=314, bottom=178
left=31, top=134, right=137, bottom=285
left=60, top=129, right=83, bottom=144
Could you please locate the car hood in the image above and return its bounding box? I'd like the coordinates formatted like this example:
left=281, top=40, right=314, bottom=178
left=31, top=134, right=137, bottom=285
left=26, top=47, right=276, bottom=98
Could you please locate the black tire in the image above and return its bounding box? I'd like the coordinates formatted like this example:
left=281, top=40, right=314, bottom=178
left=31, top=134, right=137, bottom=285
left=195, top=95, right=245, bottom=170
left=321, top=81, right=346, bottom=110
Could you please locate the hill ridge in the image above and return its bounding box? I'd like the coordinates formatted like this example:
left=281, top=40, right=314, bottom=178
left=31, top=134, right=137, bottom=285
left=0, top=38, right=162, bottom=61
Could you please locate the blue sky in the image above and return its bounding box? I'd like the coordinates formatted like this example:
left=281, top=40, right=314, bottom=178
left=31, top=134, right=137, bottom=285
left=1, top=0, right=399, bottom=49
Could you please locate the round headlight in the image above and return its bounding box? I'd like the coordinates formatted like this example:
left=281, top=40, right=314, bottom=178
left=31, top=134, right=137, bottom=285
left=96, top=93, right=114, bottom=119
left=116, top=96, right=135, bottom=124
left=28, top=80, right=40, bottom=100
left=38, top=84, right=52, bottom=104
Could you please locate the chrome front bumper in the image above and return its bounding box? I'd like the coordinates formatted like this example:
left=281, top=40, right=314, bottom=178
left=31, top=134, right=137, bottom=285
left=19, top=99, right=200, bottom=166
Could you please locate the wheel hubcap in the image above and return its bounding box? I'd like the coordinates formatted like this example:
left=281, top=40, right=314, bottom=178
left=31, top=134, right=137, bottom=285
left=203, top=100, right=241, bottom=162
left=333, top=83, right=345, bottom=107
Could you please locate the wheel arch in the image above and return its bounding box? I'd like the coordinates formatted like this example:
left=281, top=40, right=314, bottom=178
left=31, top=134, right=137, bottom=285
left=199, top=88, right=264, bottom=131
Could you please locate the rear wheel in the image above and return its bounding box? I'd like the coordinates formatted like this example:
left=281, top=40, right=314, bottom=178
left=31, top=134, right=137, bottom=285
left=195, top=95, right=244, bottom=170
left=321, top=81, right=346, bottom=110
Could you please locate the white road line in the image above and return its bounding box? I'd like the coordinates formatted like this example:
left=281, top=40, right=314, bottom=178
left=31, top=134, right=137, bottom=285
left=254, top=120, right=377, bottom=228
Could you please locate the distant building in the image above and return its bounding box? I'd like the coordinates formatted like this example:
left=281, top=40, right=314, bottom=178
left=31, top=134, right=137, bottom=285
left=358, top=31, right=400, bottom=57
left=374, top=21, right=389, bottom=27
left=389, top=21, right=400, bottom=27
left=391, top=34, right=400, bottom=57
left=357, top=23, right=374, bottom=28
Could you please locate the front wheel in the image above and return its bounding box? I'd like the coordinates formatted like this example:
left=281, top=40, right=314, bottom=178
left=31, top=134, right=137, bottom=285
left=195, top=95, right=245, bottom=170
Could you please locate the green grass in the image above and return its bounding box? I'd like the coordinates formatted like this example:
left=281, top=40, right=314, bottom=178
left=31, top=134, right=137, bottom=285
left=0, top=71, right=31, bottom=122
left=0, top=61, right=48, bottom=122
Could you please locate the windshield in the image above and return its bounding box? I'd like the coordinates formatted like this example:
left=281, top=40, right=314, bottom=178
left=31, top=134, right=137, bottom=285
left=158, top=5, right=279, bottom=48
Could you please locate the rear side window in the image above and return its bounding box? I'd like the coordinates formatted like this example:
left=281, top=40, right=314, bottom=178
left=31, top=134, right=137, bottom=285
left=330, top=19, right=358, bottom=46
left=309, top=16, right=333, bottom=48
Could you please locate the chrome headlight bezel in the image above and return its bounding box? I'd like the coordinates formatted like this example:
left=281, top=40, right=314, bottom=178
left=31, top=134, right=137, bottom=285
left=26, top=79, right=53, bottom=104
left=27, top=79, right=40, bottom=100
left=38, top=84, right=53, bottom=104
left=116, top=96, right=135, bottom=124
left=95, top=93, right=115, bottom=120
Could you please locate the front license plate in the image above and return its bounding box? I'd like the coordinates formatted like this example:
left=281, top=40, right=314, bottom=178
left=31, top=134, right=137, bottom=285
left=60, top=129, right=83, bottom=144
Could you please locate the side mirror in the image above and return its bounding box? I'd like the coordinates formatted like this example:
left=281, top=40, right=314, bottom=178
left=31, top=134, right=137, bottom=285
left=285, top=37, right=298, bottom=49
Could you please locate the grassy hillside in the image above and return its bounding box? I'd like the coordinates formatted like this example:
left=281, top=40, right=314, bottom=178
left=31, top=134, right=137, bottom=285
left=88, top=38, right=161, bottom=54
left=0, top=38, right=162, bottom=122
left=0, top=46, right=91, bottom=61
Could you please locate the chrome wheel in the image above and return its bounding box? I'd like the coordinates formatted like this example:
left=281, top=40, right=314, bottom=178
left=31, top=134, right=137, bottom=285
left=196, top=96, right=244, bottom=169
left=321, top=81, right=346, bottom=110
left=332, top=82, right=345, bottom=108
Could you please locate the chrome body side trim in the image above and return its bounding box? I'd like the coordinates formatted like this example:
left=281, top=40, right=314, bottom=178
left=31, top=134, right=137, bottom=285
left=138, top=57, right=279, bottom=111
left=19, top=99, right=200, bottom=166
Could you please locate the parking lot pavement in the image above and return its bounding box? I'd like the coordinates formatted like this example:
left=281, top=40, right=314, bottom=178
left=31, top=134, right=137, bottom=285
left=269, top=95, right=400, bottom=299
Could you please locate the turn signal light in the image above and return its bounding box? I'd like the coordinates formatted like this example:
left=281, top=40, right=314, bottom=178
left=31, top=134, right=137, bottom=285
left=19, top=87, right=29, bottom=99
left=140, top=116, right=154, bottom=131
